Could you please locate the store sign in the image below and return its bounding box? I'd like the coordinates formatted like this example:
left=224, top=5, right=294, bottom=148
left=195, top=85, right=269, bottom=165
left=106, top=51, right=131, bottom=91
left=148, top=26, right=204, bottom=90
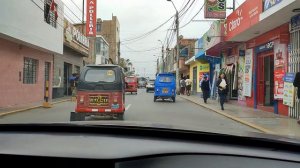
left=86, top=0, right=97, bottom=37
left=64, top=20, right=89, bottom=48
left=263, top=0, right=282, bottom=11
left=225, top=0, right=262, bottom=41
left=291, top=14, right=300, bottom=32
left=273, top=43, right=286, bottom=99
left=257, top=41, right=274, bottom=53
left=204, top=0, right=226, bottom=19
left=243, top=49, right=253, bottom=97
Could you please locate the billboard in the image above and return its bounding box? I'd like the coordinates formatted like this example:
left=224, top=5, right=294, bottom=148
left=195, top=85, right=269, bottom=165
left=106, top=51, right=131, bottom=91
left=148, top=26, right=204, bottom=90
left=86, top=0, right=97, bottom=37
left=204, top=0, right=226, bottom=19
left=243, top=49, right=253, bottom=97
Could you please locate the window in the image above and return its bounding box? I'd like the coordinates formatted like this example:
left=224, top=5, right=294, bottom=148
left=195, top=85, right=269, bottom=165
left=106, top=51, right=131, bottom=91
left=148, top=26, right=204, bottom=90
left=96, top=24, right=101, bottom=32
left=159, top=76, right=173, bottom=83
left=23, top=58, right=38, bottom=84
left=74, top=66, right=80, bottom=74
left=84, top=69, right=116, bottom=83
left=44, top=0, right=58, bottom=28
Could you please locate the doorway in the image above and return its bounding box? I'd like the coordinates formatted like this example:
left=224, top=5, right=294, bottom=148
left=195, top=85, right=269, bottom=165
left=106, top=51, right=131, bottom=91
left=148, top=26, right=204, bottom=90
left=192, top=67, right=197, bottom=95
left=64, top=62, right=72, bottom=96
left=257, top=52, right=274, bottom=106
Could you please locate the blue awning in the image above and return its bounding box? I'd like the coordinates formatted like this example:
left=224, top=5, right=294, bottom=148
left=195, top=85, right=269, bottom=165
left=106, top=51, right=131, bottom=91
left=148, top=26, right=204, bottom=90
left=180, top=47, right=188, bottom=57
left=195, top=51, right=205, bottom=59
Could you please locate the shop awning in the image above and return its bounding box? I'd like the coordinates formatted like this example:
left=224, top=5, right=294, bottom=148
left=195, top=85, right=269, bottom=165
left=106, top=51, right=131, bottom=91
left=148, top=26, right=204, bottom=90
left=185, top=56, right=195, bottom=65
left=195, top=51, right=205, bottom=59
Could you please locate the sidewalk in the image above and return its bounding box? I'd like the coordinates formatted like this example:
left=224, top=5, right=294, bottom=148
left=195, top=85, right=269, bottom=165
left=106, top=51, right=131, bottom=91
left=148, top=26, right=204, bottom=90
left=0, top=97, right=71, bottom=117
left=180, top=95, right=300, bottom=137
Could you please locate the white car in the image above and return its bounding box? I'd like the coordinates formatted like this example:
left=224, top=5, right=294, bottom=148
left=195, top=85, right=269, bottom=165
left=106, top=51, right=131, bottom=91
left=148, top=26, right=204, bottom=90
left=146, top=79, right=155, bottom=92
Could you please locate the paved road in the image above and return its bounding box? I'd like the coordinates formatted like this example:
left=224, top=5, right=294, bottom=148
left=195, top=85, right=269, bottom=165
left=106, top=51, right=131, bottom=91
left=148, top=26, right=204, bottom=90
left=0, top=89, right=258, bottom=134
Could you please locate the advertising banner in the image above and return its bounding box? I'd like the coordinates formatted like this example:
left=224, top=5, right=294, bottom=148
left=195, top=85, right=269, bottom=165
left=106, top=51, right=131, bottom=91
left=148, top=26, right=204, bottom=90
left=283, top=73, right=295, bottom=107
left=86, top=0, right=97, bottom=37
left=274, top=69, right=285, bottom=99
left=243, top=49, right=253, bottom=97
left=225, top=0, right=262, bottom=41
left=204, top=0, right=226, bottom=19
left=238, top=55, right=245, bottom=101
left=274, top=43, right=286, bottom=99
left=263, top=0, right=282, bottom=11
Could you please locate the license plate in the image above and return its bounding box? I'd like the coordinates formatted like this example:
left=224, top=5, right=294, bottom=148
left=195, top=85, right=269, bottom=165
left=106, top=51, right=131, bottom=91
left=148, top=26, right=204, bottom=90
left=89, top=95, right=109, bottom=106
left=162, top=88, right=168, bottom=93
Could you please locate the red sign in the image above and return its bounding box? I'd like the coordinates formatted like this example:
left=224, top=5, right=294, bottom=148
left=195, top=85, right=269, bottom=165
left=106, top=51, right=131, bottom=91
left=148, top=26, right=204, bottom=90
left=225, top=0, right=262, bottom=41
left=86, top=0, right=97, bottom=37
left=274, top=69, right=284, bottom=100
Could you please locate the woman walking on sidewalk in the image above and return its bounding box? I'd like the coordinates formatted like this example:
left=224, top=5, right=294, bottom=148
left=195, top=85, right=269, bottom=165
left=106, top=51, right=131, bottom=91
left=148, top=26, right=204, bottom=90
left=200, top=75, right=210, bottom=103
left=216, top=73, right=228, bottom=110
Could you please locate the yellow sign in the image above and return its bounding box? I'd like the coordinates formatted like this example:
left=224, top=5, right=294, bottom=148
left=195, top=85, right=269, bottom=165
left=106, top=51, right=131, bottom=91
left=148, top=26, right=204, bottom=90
left=199, top=64, right=210, bottom=73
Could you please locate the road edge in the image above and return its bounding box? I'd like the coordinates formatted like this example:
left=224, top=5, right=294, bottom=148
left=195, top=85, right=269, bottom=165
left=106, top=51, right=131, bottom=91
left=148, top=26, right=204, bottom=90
left=0, top=99, right=70, bottom=117
left=180, top=96, right=275, bottom=134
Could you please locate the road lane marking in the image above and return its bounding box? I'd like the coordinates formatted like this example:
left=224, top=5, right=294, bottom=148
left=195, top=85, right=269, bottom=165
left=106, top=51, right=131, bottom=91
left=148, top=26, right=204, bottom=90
left=125, top=104, right=132, bottom=111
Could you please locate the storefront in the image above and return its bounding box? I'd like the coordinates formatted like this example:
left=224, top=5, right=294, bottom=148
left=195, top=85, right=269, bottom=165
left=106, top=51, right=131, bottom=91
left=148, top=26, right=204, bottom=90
left=52, top=19, right=89, bottom=98
left=288, top=13, right=300, bottom=119
left=185, top=55, right=210, bottom=96
left=245, top=23, right=289, bottom=115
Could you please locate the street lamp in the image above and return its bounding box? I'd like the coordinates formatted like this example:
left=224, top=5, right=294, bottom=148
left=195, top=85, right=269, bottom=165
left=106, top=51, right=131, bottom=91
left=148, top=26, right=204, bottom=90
left=167, top=0, right=180, bottom=94
left=158, top=40, right=164, bottom=73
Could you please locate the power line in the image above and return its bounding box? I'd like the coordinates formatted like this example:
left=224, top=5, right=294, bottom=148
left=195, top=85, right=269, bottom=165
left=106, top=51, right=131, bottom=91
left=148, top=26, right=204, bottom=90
left=179, top=2, right=205, bottom=29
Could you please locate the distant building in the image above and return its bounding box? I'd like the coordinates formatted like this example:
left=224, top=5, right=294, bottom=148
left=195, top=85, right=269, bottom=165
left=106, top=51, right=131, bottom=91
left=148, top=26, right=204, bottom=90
left=74, top=15, right=120, bottom=64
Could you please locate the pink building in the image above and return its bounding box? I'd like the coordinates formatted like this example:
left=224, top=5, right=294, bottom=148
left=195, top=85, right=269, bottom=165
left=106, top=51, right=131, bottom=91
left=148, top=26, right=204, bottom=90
left=0, top=0, right=64, bottom=108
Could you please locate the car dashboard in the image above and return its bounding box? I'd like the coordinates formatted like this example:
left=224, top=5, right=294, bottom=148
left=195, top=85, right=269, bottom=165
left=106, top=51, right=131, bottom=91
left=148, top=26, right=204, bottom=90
left=1, top=124, right=300, bottom=168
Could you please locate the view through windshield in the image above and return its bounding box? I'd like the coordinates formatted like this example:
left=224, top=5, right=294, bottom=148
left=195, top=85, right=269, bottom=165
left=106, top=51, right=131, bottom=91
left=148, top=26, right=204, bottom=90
left=1, top=0, right=300, bottom=140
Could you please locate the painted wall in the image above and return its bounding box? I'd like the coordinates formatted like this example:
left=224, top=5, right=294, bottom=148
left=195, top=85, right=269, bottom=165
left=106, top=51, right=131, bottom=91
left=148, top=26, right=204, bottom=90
left=0, top=0, right=64, bottom=54
left=0, top=38, right=53, bottom=108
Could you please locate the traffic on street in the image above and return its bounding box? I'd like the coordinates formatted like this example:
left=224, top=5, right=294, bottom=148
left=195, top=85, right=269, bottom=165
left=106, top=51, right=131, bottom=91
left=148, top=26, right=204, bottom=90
left=1, top=0, right=300, bottom=167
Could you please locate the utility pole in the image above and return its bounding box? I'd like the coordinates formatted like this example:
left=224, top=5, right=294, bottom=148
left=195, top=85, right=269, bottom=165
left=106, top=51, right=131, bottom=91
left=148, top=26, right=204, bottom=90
left=233, top=0, right=236, bottom=10
left=82, top=0, right=85, bottom=34
left=167, top=0, right=180, bottom=94
left=162, top=45, right=164, bottom=73
left=175, top=10, right=180, bottom=94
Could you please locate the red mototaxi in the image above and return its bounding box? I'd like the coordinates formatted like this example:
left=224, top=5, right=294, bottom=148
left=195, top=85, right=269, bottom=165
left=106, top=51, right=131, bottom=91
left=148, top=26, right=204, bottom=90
left=125, top=76, right=138, bottom=94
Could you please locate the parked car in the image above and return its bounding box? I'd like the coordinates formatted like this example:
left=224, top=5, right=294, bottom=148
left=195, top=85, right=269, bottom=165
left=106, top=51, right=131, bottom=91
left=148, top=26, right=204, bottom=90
left=154, top=73, right=176, bottom=102
left=146, top=79, right=155, bottom=92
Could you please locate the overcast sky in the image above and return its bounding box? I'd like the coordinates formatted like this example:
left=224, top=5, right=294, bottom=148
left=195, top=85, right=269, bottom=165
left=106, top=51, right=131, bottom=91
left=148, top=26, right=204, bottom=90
left=62, top=0, right=246, bottom=78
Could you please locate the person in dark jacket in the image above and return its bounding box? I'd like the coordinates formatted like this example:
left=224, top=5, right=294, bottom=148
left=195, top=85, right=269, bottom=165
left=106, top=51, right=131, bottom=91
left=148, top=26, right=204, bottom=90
left=201, top=76, right=210, bottom=103
left=293, top=72, right=300, bottom=125
left=216, top=73, right=228, bottom=110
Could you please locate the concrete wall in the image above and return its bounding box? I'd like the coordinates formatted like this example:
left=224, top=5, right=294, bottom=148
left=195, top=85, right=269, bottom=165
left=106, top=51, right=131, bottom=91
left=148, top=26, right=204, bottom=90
left=0, top=38, right=53, bottom=108
left=0, top=0, right=64, bottom=54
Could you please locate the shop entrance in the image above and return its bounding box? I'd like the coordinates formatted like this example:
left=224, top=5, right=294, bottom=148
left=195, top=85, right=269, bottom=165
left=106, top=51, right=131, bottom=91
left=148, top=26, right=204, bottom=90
left=64, top=62, right=72, bottom=96
left=257, top=52, right=274, bottom=106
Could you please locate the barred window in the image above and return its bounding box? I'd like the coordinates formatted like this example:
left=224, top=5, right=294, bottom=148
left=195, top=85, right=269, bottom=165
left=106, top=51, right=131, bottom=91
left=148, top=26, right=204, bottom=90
left=23, top=58, right=38, bottom=84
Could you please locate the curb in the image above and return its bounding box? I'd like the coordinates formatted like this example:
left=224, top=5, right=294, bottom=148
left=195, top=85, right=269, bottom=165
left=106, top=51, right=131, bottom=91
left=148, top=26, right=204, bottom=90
left=180, top=96, right=275, bottom=134
left=0, top=99, right=71, bottom=117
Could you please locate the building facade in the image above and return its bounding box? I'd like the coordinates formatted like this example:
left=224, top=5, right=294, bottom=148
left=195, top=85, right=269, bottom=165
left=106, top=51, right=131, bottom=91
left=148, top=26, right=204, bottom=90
left=0, top=0, right=64, bottom=108
left=97, top=16, right=121, bottom=64
left=52, top=19, right=89, bottom=98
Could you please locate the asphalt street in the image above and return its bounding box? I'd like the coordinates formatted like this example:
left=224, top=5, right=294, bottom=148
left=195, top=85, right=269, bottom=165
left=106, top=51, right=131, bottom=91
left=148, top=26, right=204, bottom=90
left=0, top=89, right=258, bottom=134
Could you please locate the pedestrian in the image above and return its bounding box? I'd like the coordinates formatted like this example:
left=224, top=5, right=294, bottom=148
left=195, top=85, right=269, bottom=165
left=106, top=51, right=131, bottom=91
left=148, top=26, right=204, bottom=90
left=216, top=73, right=228, bottom=110
left=293, top=72, right=300, bottom=124
left=185, top=77, right=192, bottom=96
left=180, top=78, right=186, bottom=95
left=201, top=75, right=210, bottom=103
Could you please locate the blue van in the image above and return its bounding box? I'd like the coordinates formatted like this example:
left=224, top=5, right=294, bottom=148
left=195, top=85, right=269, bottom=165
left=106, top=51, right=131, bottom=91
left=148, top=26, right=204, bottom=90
left=154, top=73, right=176, bottom=102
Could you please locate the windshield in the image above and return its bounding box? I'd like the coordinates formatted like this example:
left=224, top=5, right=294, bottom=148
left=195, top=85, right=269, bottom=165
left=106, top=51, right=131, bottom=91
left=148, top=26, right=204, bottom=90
left=158, top=76, right=173, bottom=83
left=84, top=69, right=116, bottom=83
left=1, top=0, right=300, bottom=142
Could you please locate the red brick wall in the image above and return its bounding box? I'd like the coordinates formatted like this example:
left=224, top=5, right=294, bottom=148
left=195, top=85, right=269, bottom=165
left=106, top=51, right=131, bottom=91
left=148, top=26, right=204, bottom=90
left=0, top=38, right=53, bottom=108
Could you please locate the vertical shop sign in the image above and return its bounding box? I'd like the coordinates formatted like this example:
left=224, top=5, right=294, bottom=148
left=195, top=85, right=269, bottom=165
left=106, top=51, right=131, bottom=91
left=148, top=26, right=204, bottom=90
left=274, top=43, right=286, bottom=99
left=86, top=0, right=97, bottom=37
left=238, top=56, right=245, bottom=100
left=243, top=49, right=253, bottom=97
left=283, top=73, right=295, bottom=107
